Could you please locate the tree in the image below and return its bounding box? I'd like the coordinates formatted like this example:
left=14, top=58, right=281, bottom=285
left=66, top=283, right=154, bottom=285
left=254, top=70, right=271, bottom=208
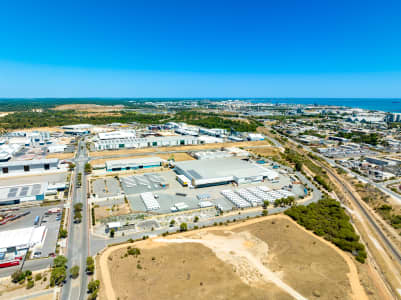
left=74, top=210, right=82, bottom=223
left=110, top=228, right=115, bottom=238
left=169, top=219, right=175, bottom=227
left=53, top=255, right=68, bottom=268
left=263, top=200, right=269, bottom=209
left=86, top=256, right=95, bottom=274
left=70, top=265, right=80, bottom=279
left=180, top=223, right=188, bottom=232
left=88, top=279, right=100, bottom=293
left=59, top=228, right=68, bottom=238
left=193, top=216, right=199, bottom=223
left=295, top=161, right=303, bottom=171
left=84, top=163, right=92, bottom=174
left=69, top=163, right=75, bottom=171
left=74, top=203, right=83, bottom=211
left=11, top=270, right=25, bottom=283
left=26, top=280, right=34, bottom=289
left=50, top=267, right=66, bottom=286
left=262, top=209, right=268, bottom=216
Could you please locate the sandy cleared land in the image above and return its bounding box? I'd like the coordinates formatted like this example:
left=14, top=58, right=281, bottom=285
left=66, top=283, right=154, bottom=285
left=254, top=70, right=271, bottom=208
left=94, top=203, right=131, bottom=220
left=89, top=140, right=272, bottom=157
left=248, top=146, right=280, bottom=157
left=90, top=152, right=194, bottom=166
left=98, top=215, right=369, bottom=300
left=53, top=104, right=124, bottom=112
left=0, top=270, right=51, bottom=299
left=11, top=127, right=64, bottom=133
left=46, top=152, right=75, bottom=159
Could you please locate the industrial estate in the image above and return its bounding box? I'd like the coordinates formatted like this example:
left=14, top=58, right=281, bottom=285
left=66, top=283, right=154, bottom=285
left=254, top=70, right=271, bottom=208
left=0, top=99, right=400, bottom=300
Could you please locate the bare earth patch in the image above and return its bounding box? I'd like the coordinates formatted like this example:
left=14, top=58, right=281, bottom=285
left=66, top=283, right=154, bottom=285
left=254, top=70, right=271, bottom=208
left=90, top=153, right=194, bottom=166
left=98, top=215, right=369, bottom=300
left=89, top=140, right=272, bottom=157
left=53, top=104, right=124, bottom=112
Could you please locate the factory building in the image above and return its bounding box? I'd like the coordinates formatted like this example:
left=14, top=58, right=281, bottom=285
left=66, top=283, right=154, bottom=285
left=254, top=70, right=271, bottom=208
left=0, top=182, right=48, bottom=205
left=105, top=157, right=163, bottom=172
left=174, top=157, right=279, bottom=188
left=93, top=136, right=202, bottom=151
left=62, top=124, right=92, bottom=135
left=0, top=158, right=59, bottom=176
left=0, top=226, right=46, bottom=267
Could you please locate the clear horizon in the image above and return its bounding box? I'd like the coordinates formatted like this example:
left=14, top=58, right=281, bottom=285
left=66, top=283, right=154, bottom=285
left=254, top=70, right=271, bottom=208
left=1, top=1, right=401, bottom=98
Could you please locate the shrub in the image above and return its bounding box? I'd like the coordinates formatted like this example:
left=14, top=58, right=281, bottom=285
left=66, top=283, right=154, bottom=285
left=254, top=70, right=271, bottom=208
left=26, top=280, right=34, bottom=289
left=35, top=273, right=42, bottom=281
left=70, top=265, right=80, bottom=279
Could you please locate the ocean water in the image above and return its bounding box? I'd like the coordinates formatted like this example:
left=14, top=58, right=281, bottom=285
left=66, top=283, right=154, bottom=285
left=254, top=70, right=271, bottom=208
left=250, top=98, right=401, bottom=113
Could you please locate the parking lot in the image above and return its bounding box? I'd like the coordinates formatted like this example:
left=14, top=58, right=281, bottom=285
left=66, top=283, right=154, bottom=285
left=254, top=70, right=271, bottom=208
left=120, top=173, right=167, bottom=194
left=124, top=170, right=305, bottom=214
left=0, top=205, right=62, bottom=258
left=92, top=177, right=122, bottom=198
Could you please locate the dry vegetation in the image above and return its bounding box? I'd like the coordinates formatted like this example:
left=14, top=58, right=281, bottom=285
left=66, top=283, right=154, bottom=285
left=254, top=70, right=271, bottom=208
left=94, top=203, right=131, bottom=220
left=90, top=153, right=194, bottom=166
left=46, top=152, right=75, bottom=159
left=97, top=216, right=379, bottom=300
left=53, top=104, right=124, bottom=112
left=89, top=140, right=271, bottom=157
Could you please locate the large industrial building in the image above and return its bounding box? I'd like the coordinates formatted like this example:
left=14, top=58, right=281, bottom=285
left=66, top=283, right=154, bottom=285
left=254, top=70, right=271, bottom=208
left=0, top=158, right=60, bottom=176
left=0, top=226, right=47, bottom=267
left=105, top=157, right=163, bottom=172
left=174, top=157, right=279, bottom=188
left=93, top=135, right=202, bottom=151
left=0, top=182, right=48, bottom=205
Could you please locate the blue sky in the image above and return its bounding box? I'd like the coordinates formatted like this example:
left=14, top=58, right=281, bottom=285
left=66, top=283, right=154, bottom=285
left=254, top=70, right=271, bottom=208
left=0, top=0, right=400, bottom=98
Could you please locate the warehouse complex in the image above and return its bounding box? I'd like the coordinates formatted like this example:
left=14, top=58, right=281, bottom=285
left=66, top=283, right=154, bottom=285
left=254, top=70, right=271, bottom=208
left=93, top=135, right=202, bottom=151
left=0, top=158, right=60, bottom=176
left=105, top=157, right=163, bottom=172
left=174, top=157, right=279, bottom=188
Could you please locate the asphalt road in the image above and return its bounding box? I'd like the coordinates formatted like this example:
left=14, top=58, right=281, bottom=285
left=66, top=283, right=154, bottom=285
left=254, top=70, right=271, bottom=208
left=61, top=138, right=89, bottom=300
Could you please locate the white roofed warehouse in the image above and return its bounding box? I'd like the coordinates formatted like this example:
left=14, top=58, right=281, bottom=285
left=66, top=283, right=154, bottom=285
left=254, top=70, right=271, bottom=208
left=0, top=158, right=60, bottom=176
left=105, top=157, right=164, bottom=172
left=174, top=157, right=279, bottom=188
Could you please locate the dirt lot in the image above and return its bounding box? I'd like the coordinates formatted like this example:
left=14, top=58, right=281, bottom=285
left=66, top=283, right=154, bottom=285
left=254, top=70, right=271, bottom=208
left=90, top=153, right=194, bottom=166
left=94, top=203, right=131, bottom=220
left=89, top=140, right=272, bottom=157
left=248, top=146, right=280, bottom=157
left=98, top=215, right=372, bottom=300
left=53, top=104, right=124, bottom=112
left=46, top=152, right=75, bottom=159
left=0, top=270, right=51, bottom=299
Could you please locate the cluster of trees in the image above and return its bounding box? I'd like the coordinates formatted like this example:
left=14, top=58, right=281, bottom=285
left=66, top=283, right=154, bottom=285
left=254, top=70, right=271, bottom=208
left=375, top=204, right=401, bottom=229
left=285, top=197, right=367, bottom=263
left=273, top=196, right=296, bottom=208
left=336, top=132, right=381, bottom=146
left=282, top=148, right=333, bottom=192
left=74, top=203, right=83, bottom=223
left=50, top=255, right=68, bottom=286
left=11, top=269, right=34, bottom=288
left=0, top=110, right=170, bottom=129
left=302, top=130, right=326, bottom=138
left=0, top=108, right=261, bottom=132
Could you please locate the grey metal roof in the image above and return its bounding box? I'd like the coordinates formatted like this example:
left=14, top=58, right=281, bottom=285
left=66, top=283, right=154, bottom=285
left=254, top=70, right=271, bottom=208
left=174, top=158, right=277, bottom=180
left=0, top=158, right=59, bottom=168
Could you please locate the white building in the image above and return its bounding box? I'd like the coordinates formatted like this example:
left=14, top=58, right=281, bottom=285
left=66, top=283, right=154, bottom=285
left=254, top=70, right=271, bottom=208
left=0, top=158, right=60, bottom=176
